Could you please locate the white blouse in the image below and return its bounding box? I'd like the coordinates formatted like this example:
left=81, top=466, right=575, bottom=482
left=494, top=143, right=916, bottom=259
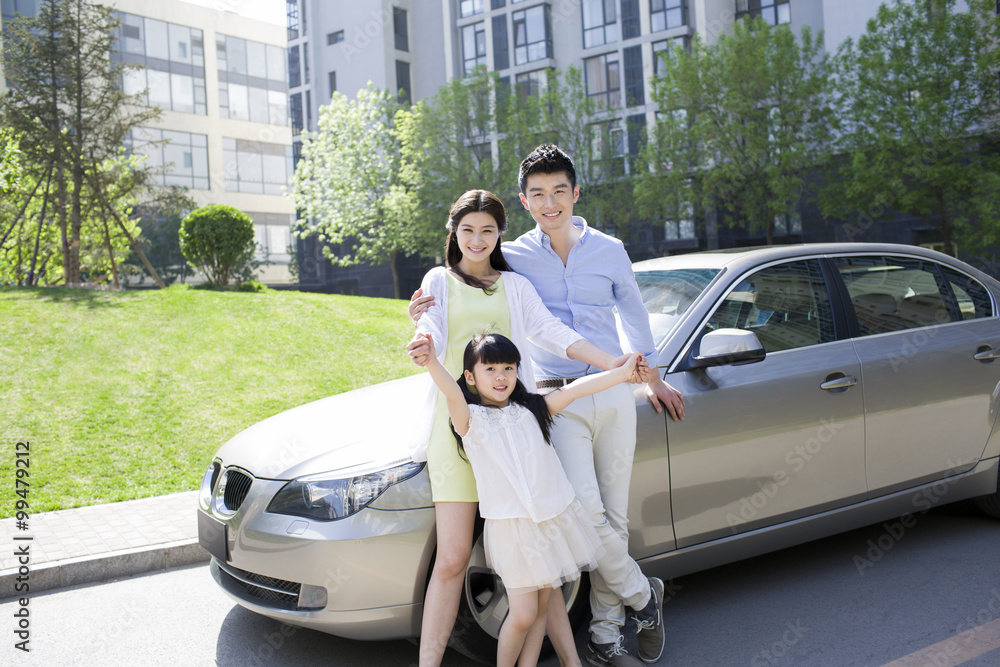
left=406, top=267, right=585, bottom=462
left=463, top=403, right=576, bottom=522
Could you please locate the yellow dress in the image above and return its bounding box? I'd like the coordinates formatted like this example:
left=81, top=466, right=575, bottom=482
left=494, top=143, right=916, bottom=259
left=426, top=273, right=511, bottom=502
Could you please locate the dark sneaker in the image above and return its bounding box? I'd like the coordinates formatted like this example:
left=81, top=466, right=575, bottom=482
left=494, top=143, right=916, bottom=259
left=586, top=636, right=644, bottom=667
left=634, top=577, right=665, bottom=663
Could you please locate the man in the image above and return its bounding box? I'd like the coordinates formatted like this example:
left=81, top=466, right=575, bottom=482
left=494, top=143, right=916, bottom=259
left=504, top=144, right=684, bottom=666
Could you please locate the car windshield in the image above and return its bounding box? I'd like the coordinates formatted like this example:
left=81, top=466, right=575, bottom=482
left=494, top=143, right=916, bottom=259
left=635, top=268, right=720, bottom=346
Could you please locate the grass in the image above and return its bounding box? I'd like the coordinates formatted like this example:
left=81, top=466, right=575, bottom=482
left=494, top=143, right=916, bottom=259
left=0, top=285, right=419, bottom=518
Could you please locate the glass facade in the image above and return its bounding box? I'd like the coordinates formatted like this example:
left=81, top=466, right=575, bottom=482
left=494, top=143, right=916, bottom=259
left=462, top=22, right=487, bottom=75
left=223, top=138, right=293, bottom=195
left=248, top=212, right=294, bottom=260
left=217, top=34, right=289, bottom=127
left=116, top=12, right=207, bottom=115
left=125, top=128, right=210, bottom=191
left=513, top=5, right=550, bottom=65
left=582, top=0, right=618, bottom=49
left=460, top=0, right=484, bottom=18
left=1, top=0, right=36, bottom=23
left=653, top=36, right=688, bottom=75
left=651, top=0, right=686, bottom=32
left=516, top=69, right=547, bottom=101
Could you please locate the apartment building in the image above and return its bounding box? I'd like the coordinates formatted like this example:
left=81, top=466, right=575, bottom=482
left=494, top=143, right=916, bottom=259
left=1, top=0, right=297, bottom=285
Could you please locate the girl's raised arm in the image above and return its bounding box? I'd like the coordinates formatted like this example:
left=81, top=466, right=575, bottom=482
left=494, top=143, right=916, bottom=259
left=416, top=333, right=471, bottom=437
left=543, top=352, right=640, bottom=416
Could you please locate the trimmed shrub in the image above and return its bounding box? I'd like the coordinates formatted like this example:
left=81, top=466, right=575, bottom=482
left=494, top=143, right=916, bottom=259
left=179, top=205, right=256, bottom=287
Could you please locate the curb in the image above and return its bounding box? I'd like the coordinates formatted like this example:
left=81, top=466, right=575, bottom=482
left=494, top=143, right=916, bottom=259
left=0, top=539, right=210, bottom=600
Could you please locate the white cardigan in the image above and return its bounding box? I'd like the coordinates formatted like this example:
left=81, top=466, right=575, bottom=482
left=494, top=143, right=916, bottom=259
left=407, top=267, right=584, bottom=462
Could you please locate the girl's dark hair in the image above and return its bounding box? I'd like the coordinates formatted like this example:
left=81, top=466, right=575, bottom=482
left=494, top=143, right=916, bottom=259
left=449, top=333, right=555, bottom=457
left=445, top=189, right=510, bottom=295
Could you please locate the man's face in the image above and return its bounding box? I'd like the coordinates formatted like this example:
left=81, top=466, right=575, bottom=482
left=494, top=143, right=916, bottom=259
left=519, top=171, right=580, bottom=235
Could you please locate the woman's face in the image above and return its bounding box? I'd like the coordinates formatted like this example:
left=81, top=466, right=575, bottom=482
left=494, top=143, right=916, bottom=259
left=454, top=212, right=500, bottom=266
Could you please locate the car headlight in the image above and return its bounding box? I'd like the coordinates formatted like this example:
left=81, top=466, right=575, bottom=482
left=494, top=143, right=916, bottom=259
left=266, top=461, right=424, bottom=521
left=199, top=460, right=221, bottom=510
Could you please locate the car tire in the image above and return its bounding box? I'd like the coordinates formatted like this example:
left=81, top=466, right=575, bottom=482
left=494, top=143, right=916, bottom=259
left=975, top=491, right=1000, bottom=518
left=447, top=526, right=591, bottom=665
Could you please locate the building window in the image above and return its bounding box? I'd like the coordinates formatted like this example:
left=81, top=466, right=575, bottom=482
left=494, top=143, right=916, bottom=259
left=249, top=213, right=294, bottom=260
left=396, top=60, right=411, bottom=104
left=651, top=0, right=686, bottom=32
left=652, top=36, right=688, bottom=75
left=115, top=13, right=207, bottom=116
left=582, top=0, right=618, bottom=48
left=328, top=71, right=337, bottom=98
left=1, top=0, right=37, bottom=23
left=665, top=217, right=696, bottom=241
left=303, top=43, right=310, bottom=84
left=736, top=0, right=790, bottom=26
left=223, top=138, right=293, bottom=195
left=394, top=8, right=409, bottom=51
left=125, top=128, right=210, bottom=190
left=515, top=68, right=547, bottom=101
left=621, top=0, right=641, bottom=39
left=493, top=15, right=509, bottom=71
left=592, top=119, right=627, bottom=176
left=774, top=211, right=802, bottom=235
left=217, top=34, right=289, bottom=127
left=290, top=92, right=303, bottom=135
left=460, top=0, right=483, bottom=17
left=513, top=5, right=550, bottom=65
left=491, top=0, right=506, bottom=7
left=462, top=22, right=487, bottom=75
left=327, top=30, right=344, bottom=45
left=623, top=44, right=643, bottom=107
left=286, top=0, right=299, bottom=40
left=585, top=52, right=620, bottom=110
left=288, top=44, right=301, bottom=88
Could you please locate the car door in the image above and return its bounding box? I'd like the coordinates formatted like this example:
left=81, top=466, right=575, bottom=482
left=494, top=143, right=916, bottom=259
left=833, top=254, right=1000, bottom=495
left=663, top=259, right=867, bottom=548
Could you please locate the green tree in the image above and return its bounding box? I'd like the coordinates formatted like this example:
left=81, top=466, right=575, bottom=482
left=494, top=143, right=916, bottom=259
left=292, top=85, right=418, bottom=298
left=638, top=18, right=835, bottom=244
left=823, top=0, right=1000, bottom=257
left=179, top=205, right=256, bottom=288
left=0, top=0, right=161, bottom=285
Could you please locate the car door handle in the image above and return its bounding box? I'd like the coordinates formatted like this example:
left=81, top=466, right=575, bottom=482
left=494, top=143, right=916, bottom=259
left=974, top=347, right=1000, bottom=362
left=820, top=375, right=857, bottom=391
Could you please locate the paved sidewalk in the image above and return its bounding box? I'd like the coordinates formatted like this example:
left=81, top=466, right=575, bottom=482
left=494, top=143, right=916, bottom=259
left=0, top=490, right=207, bottom=599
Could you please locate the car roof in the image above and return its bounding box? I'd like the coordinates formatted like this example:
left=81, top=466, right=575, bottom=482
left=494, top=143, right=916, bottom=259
left=632, top=242, right=959, bottom=274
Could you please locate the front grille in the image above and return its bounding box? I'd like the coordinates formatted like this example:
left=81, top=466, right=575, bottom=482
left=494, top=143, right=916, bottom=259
left=222, top=469, right=252, bottom=512
left=217, top=561, right=301, bottom=611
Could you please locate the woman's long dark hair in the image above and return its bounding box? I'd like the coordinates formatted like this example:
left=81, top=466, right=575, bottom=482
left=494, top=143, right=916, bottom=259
left=445, top=190, right=511, bottom=295
left=450, top=333, right=554, bottom=458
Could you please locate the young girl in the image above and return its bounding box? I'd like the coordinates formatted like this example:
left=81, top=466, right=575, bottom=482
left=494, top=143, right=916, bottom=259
left=414, top=330, right=640, bottom=667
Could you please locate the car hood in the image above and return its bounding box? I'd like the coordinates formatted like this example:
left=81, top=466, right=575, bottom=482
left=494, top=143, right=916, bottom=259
left=214, top=373, right=431, bottom=481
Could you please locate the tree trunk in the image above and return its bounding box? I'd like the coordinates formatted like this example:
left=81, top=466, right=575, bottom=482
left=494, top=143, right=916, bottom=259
left=26, top=170, right=54, bottom=287
left=390, top=250, right=401, bottom=299
left=101, top=215, right=120, bottom=289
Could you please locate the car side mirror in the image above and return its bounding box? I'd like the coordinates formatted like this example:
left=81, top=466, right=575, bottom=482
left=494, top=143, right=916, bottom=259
left=676, top=328, right=766, bottom=371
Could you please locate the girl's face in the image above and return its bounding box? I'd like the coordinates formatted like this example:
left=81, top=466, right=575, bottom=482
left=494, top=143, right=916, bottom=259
left=455, top=212, right=500, bottom=267
left=464, top=359, right=517, bottom=407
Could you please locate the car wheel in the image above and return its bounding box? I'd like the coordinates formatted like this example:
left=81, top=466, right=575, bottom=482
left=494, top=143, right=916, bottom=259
left=447, top=528, right=591, bottom=665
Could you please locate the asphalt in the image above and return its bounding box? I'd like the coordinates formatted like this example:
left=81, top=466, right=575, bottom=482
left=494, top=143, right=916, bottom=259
left=0, top=490, right=207, bottom=600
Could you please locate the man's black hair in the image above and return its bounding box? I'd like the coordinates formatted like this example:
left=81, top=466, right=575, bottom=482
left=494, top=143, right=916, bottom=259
left=518, top=143, right=577, bottom=194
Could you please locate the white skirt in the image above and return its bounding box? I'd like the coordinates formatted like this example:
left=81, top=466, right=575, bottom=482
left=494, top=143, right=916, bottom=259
left=484, top=499, right=604, bottom=593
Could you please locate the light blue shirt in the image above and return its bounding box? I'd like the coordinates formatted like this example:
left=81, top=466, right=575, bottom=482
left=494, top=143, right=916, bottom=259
left=503, top=216, right=658, bottom=379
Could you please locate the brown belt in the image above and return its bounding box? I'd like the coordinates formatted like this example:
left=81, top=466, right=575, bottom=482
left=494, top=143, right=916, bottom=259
left=536, top=377, right=579, bottom=389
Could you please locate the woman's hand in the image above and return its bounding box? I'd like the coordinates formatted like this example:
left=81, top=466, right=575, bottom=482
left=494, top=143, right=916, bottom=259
left=612, top=352, right=648, bottom=384
left=408, top=288, right=435, bottom=326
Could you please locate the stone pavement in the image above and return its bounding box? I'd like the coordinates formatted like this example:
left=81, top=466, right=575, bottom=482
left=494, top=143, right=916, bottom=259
left=0, top=490, right=207, bottom=599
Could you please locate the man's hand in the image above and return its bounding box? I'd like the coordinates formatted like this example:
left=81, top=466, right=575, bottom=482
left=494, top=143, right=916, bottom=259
left=611, top=352, right=649, bottom=384
left=407, top=333, right=433, bottom=367
left=408, top=288, right=435, bottom=326
left=645, top=373, right=685, bottom=421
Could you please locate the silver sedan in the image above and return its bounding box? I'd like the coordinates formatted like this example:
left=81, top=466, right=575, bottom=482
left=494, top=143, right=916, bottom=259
left=197, top=242, right=1000, bottom=663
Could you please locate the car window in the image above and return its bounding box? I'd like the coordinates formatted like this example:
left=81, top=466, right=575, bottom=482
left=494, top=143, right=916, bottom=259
left=834, top=256, right=960, bottom=336
left=704, top=260, right=835, bottom=353
left=634, top=268, right=720, bottom=346
left=939, top=266, right=993, bottom=320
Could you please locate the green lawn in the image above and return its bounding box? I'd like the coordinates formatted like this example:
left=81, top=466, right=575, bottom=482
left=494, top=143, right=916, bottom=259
left=0, top=285, right=419, bottom=517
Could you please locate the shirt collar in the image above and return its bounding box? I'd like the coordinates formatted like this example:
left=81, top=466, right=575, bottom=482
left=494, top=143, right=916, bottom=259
left=533, top=216, right=591, bottom=249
